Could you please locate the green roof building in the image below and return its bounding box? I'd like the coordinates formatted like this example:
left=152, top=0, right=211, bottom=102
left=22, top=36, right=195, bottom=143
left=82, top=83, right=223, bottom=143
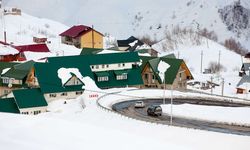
left=141, top=56, right=193, bottom=90
left=0, top=88, right=47, bottom=115
left=0, top=98, right=20, bottom=113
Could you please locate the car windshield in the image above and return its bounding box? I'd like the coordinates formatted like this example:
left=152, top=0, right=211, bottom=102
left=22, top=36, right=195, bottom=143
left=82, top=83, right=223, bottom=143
left=155, top=107, right=162, bottom=111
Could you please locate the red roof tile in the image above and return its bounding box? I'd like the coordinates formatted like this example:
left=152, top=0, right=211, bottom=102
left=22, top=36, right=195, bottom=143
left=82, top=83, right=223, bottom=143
left=14, top=44, right=50, bottom=52
left=59, top=25, right=92, bottom=38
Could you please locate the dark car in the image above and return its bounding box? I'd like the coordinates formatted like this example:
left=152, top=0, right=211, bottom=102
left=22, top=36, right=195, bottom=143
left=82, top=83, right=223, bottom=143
left=147, top=105, right=162, bottom=116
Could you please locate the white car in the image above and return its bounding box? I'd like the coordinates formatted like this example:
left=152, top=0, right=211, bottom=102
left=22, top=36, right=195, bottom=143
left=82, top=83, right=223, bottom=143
left=134, top=101, right=145, bottom=108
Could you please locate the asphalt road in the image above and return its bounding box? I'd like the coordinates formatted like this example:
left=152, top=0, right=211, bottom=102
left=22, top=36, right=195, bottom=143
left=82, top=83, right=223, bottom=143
left=112, top=99, right=250, bottom=136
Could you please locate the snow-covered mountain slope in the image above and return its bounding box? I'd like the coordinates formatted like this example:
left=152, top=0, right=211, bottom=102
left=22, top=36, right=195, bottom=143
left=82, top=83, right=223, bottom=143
left=0, top=11, right=82, bottom=58
left=5, top=0, right=250, bottom=50
left=153, top=31, right=243, bottom=97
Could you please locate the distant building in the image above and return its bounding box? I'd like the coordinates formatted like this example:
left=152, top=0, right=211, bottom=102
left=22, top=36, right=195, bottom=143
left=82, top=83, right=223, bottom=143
left=117, top=36, right=158, bottom=56
left=4, top=7, right=21, bottom=16
left=59, top=25, right=104, bottom=49
left=33, top=35, right=47, bottom=43
left=0, top=42, right=50, bottom=62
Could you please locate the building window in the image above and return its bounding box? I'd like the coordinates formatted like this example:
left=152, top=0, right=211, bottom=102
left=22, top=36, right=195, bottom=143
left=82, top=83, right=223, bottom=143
left=61, top=92, right=67, bottom=96
left=116, top=74, right=127, bottom=80
left=102, top=64, right=105, bottom=68
left=21, top=112, right=29, bottom=115
left=75, top=79, right=82, bottom=85
left=118, top=63, right=121, bottom=67
left=19, top=52, right=25, bottom=58
left=145, top=74, right=148, bottom=79
left=4, top=90, right=9, bottom=95
left=34, top=110, right=41, bottom=115
left=2, top=78, right=9, bottom=84
left=106, top=64, right=109, bottom=68
left=122, top=63, right=125, bottom=67
left=96, top=65, right=99, bottom=69
left=49, top=93, right=57, bottom=97
left=152, top=75, right=155, bottom=83
left=91, top=65, right=94, bottom=69
left=76, top=91, right=83, bottom=95
left=97, top=76, right=109, bottom=82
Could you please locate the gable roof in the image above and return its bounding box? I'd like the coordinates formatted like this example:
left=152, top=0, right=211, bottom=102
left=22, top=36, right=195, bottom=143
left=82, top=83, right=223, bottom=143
left=59, top=25, right=91, bottom=38
left=147, top=57, right=193, bottom=84
left=117, top=36, right=144, bottom=51
left=35, top=60, right=91, bottom=93
left=241, top=63, right=250, bottom=71
left=2, top=60, right=36, bottom=80
left=0, top=62, right=19, bottom=74
left=0, top=98, right=20, bottom=113
left=80, top=47, right=104, bottom=55
left=14, top=44, right=50, bottom=52
left=237, top=75, right=250, bottom=87
left=13, top=88, right=48, bottom=109
left=139, top=56, right=157, bottom=71
left=59, top=25, right=104, bottom=38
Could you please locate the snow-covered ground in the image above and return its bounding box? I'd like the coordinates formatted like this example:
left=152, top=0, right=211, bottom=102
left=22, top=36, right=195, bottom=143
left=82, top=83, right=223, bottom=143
left=1, top=90, right=250, bottom=150
left=1, top=76, right=250, bottom=150
left=161, top=104, right=250, bottom=126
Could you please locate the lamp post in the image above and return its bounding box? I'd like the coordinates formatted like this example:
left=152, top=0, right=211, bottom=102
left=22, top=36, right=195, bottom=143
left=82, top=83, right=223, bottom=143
left=163, top=77, right=166, bottom=104
left=170, top=84, right=173, bottom=125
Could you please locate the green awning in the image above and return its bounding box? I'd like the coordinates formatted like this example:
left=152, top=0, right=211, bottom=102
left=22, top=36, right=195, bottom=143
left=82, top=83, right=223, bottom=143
left=114, top=70, right=129, bottom=75
left=95, top=71, right=109, bottom=77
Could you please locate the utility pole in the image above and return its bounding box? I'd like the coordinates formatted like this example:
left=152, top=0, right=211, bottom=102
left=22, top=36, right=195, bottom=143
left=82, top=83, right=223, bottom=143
left=218, top=50, right=221, bottom=74
left=91, top=25, right=94, bottom=48
left=221, top=78, right=224, bottom=96
left=170, top=84, right=173, bottom=125
left=163, top=78, right=165, bottom=104
left=210, top=76, right=213, bottom=95
left=200, top=50, right=203, bottom=74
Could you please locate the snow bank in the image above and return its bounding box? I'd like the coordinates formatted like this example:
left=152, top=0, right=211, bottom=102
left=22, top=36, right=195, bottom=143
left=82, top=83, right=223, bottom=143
left=161, top=104, right=250, bottom=126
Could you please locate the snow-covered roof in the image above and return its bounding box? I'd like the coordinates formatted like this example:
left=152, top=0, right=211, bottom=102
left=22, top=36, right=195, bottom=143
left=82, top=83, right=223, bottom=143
left=0, top=45, right=19, bottom=55
left=57, top=68, right=83, bottom=86
left=33, top=34, right=47, bottom=38
left=23, top=51, right=54, bottom=61
left=128, top=40, right=138, bottom=47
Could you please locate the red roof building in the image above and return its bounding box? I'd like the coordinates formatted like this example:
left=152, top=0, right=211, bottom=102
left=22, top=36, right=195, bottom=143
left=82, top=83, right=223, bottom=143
left=59, top=25, right=104, bottom=49
left=59, top=25, right=92, bottom=38
left=14, top=44, right=50, bottom=53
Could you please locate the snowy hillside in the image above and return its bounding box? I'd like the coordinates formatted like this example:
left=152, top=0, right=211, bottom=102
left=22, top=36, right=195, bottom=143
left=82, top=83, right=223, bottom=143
left=0, top=11, right=82, bottom=57
left=153, top=31, right=243, bottom=98
left=5, top=0, right=250, bottom=50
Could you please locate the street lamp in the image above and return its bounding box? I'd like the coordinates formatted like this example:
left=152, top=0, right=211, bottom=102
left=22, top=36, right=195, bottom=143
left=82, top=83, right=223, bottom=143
left=170, top=84, right=173, bottom=125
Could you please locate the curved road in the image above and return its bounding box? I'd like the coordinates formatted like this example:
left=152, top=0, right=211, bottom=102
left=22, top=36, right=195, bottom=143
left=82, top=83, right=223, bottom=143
left=112, top=99, right=250, bottom=136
